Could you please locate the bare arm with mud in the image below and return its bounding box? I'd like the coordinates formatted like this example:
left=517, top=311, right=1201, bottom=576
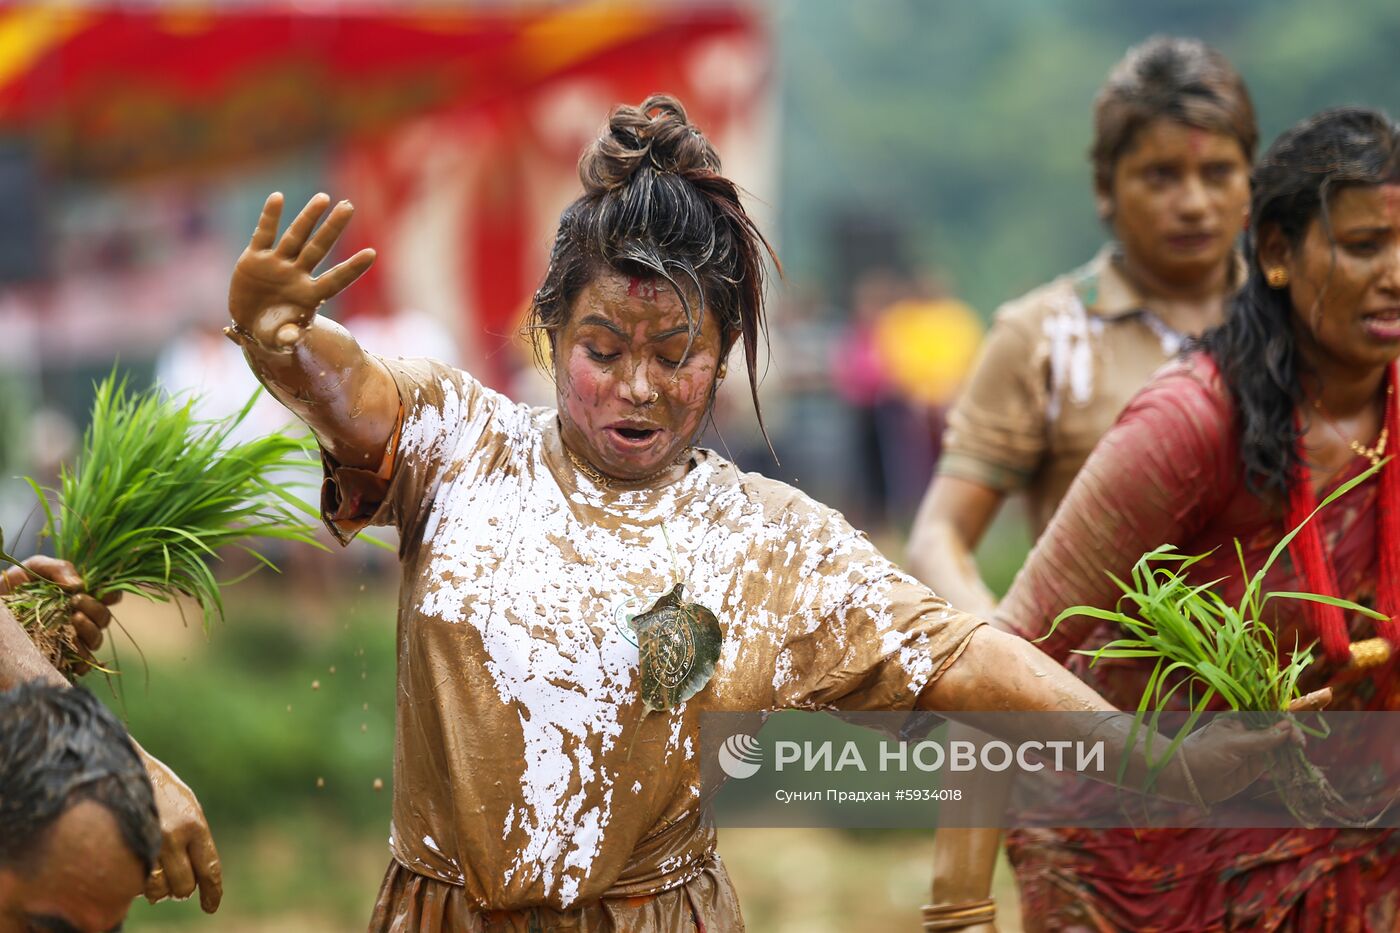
left=906, top=477, right=1013, bottom=920
left=918, top=625, right=1326, bottom=805
left=226, top=192, right=398, bottom=469
left=906, top=476, right=1005, bottom=620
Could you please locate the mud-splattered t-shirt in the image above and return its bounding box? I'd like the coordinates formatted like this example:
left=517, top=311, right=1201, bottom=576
left=938, top=245, right=1241, bottom=536
left=322, top=358, right=983, bottom=914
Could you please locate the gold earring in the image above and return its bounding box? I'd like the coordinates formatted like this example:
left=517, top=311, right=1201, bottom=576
left=1266, top=267, right=1290, bottom=289
left=717, top=362, right=728, bottom=379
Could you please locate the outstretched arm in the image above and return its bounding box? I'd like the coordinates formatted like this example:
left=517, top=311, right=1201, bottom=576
left=919, top=625, right=1319, bottom=804
left=226, top=192, right=398, bottom=470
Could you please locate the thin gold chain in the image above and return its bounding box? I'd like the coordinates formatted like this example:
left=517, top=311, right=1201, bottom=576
left=1312, top=385, right=1393, bottom=469
left=561, top=441, right=693, bottom=490
left=565, top=444, right=615, bottom=488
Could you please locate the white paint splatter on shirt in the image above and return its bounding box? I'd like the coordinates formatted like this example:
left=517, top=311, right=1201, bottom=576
left=1042, top=292, right=1104, bottom=423
left=363, top=359, right=980, bottom=911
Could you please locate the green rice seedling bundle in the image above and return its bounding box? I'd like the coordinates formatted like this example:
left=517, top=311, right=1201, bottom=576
left=1047, top=467, right=1387, bottom=827
left=1, top=373, right=322, bottom=675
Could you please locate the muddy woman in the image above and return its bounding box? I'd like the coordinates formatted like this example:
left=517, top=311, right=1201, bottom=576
left=930, top=108, right=1400, bottom=931
left=225, top=96, right=1302, bottom=931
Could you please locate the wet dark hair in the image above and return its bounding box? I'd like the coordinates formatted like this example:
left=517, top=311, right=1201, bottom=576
left=528, top=94, right=780, bottom=440
left=1092, top=36, right=1257, bottom=195
left=0, top=681, right=160, bottom=875
left=1202, top=107, right=1400, bottom=495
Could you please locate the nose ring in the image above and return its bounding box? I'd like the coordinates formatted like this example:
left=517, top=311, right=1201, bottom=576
left=648, top=390, right=660, bottom=404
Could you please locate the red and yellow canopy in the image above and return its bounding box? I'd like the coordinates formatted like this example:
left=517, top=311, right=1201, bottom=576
left=0, top=2, right=756, bottom=179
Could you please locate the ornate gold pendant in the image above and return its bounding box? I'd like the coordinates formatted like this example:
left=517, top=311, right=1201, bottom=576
left=630, top=582, right=722, bottom=712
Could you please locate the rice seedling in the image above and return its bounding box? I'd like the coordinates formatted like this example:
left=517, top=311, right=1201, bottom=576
left=0, top=372, right=324, bottom=675
left=1047, top=465, right=1388, bottom=826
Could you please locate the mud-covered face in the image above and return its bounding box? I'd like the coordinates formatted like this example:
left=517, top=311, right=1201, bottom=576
left=553, top=270, right=724, bottom=482
left=1105, top=118, right=1251, bottom=287
left=1275, top=183, right=1400, bottom=371
left=0, top=801, right=147, bottom=933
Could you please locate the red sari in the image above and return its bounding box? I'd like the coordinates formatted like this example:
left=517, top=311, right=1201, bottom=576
left=995, top=353, right=1400, bottom=932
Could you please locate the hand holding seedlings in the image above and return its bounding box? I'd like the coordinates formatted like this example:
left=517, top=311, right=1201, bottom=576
left=0, top=556, right=118, bottom=677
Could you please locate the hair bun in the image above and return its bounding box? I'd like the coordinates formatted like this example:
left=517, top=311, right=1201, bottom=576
left=578, top=94, right=720, bottom=194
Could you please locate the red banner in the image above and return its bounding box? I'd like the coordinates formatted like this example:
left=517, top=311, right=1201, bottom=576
left=0, top=4, right=771, bottom=389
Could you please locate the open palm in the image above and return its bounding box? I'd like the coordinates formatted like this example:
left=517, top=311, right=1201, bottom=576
left=228, top=192, right=376, bottom=350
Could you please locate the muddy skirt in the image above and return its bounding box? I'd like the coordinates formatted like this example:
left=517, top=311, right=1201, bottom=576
left=368, top=856, right=744, bottom=932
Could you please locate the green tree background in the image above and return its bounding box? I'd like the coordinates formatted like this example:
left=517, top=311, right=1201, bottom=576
left=776, top=0, right=1400, bottom=315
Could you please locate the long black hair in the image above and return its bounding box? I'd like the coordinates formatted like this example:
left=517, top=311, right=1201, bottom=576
left=1203, top=106, right=1400, bottom=495
left=528, top=94, right=780, bottom=440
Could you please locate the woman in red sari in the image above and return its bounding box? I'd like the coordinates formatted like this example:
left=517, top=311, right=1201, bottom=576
left=939, top=107, right=1400, bottom=931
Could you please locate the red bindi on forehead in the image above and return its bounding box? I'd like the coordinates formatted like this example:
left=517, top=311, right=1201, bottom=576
left=1187, top=128, right=1208, bottom=157
left=1383, top=185, right=1400, bottom=223
left=626, top=276, right=659, bottom=300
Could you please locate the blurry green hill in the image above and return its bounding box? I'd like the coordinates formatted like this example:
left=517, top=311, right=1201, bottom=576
left=775, top=0, right=1400, bottom=315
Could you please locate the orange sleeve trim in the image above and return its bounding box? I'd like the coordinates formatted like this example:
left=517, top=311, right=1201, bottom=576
left=321, top=404, right=406, bottom=546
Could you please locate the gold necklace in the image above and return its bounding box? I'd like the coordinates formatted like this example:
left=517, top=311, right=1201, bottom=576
left=1354, top=427, right=1390, bottom=468
left=1312, top=384, right=1393, bottom=468
left=564, top=444, right=615, bottom=488
left=561, top=441, right=693, bottom=490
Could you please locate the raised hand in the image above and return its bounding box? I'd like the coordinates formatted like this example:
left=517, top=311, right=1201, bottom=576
left=227, top=192, right=376, bottom=352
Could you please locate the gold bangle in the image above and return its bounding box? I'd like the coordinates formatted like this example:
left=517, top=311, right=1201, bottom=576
left=1349, top=637, right=1392, bottom=670
left=923, top=898, right=994, bottom=915
left=922, top=899, right=995, bottom=930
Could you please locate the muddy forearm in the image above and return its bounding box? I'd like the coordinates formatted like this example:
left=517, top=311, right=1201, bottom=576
left=920, top=627, right=1197, bottom=800
left=907, top=519, right=1000, bottom=620
left=906, top=476, right=1004, bottom=619
left=227, top=315, right=398, bottom=469
left=0, top=602, right=68, bottom=690
left=3, top=602, right=156, bottom=766
left=929, top=816, right=1006, bottom=906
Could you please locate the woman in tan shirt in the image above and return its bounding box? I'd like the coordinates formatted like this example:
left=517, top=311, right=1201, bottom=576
left=911, top=37, right=1257, bottom=928
left=223, top=95, right=1294, bottom=932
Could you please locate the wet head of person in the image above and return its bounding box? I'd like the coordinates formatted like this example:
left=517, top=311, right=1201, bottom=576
left=1258, top=110, right=1400, bottom=374
left=1210, top=107, right=1400, bottom=493
left=0, top=683, right=159, bottom=933
left=1092, top=36, right=1256, bottom=290
left=528, top=94, right=777, bottom=483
